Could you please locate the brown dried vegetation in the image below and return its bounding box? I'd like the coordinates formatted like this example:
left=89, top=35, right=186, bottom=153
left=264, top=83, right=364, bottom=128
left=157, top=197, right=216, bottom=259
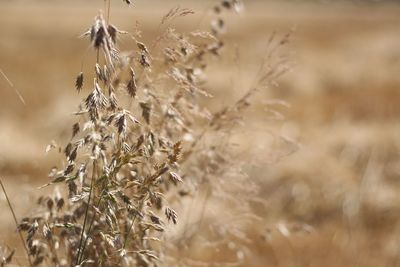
left=0, top=1, right=289, bottom=266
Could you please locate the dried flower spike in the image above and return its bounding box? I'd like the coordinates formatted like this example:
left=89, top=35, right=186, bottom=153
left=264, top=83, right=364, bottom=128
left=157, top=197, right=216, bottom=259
left=126, top=67, right=137, bottom=98
left=75, top=72, right=84, bottom=92
left=165, top=207, right=178, bottom=224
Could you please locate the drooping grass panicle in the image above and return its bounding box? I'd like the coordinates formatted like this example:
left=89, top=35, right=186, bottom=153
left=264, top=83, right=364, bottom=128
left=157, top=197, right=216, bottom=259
left=7, top=0, right=291, bottom=266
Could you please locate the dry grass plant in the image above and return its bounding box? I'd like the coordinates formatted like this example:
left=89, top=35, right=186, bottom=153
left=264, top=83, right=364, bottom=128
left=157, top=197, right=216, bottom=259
left=0, top=0, right=289, bottom=266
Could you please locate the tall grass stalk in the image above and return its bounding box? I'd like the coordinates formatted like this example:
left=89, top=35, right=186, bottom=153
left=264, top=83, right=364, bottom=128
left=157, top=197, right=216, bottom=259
left=3, top=0, right=290, bottom=265
left=0, top=178, right=33, bottom=267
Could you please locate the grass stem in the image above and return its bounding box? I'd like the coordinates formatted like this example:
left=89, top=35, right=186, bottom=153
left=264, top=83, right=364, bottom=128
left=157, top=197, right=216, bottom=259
left=77, top=186, right=107, bottom=264
left=0, top=178, right=33, bottom=267
left=75, top=160, right=97, bottom=265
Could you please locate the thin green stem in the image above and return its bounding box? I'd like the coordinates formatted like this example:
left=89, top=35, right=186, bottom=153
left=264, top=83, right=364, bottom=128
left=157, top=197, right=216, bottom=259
left=123, top=214, right=137, bottom=249
left=0, top=178, right=33, bottom=267
left=123, top=198, right=145, bottom=249
left=75, top=160, right=97, bottom=265
left=77, top=186, right=107, bottom=264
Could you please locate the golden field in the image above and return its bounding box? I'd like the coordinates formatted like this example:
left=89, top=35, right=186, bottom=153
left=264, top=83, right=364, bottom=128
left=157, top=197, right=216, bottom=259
left=1, top=0, right=400, bottom=266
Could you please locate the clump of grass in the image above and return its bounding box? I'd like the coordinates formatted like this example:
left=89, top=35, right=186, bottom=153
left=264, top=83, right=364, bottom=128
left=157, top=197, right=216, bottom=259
left=2, top=0, right=289, bottom=266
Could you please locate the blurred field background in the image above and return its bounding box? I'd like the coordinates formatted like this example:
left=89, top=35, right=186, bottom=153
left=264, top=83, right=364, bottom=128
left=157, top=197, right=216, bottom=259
left=1, top=0, right=400, bottom=266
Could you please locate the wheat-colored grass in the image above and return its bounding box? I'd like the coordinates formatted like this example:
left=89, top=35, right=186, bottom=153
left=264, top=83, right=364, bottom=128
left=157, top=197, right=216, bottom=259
left=1, top=1, right=400, bottom=266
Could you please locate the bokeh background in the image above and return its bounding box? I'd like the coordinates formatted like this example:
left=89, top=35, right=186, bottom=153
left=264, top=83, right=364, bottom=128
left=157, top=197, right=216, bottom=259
left=1, top=0, right=400, bottom=266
